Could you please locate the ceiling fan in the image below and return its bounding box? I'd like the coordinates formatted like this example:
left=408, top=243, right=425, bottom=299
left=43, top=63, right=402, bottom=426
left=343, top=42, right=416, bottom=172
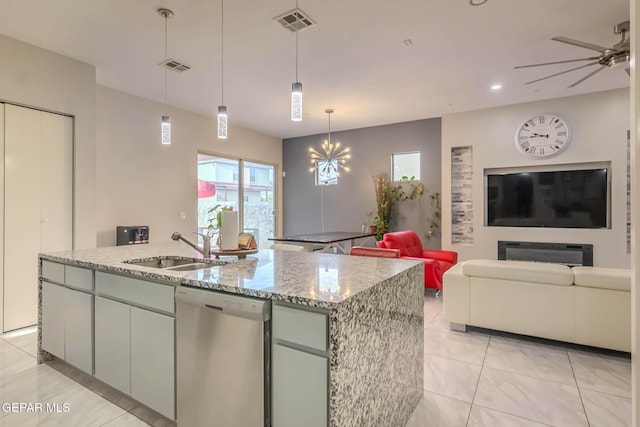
left=515, top=21, right=630, bottom=88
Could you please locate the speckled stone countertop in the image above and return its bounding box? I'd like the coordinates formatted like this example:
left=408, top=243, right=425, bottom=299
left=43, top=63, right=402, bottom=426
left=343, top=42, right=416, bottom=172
left=39, top=242, right=421, bottom=309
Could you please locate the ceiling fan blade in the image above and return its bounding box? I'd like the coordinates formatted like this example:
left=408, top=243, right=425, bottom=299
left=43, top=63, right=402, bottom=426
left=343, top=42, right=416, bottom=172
left=552, top=36, right=610, bottom=53
left=568, top=65, right=607, bottom=88
left=514, top=57, right=601, bottom=69
left=523, top=61, right=600, bottom=85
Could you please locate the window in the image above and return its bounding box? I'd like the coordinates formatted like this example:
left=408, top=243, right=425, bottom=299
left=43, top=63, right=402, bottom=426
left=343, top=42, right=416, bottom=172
left=197, top=154, right=276, bottom=249
left=391, top=152, right=420, bottom=181
left=315, top=160, right=339, bottom=186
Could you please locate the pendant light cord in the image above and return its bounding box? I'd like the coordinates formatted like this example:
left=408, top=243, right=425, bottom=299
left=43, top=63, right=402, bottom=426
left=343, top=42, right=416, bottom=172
left=164, top=14, right=168, bottom=108
left=328, top=111, right=331, bottom=144
left=295, top=0, right=299, bottom=82
left=221, top=0, right=224, bottom=105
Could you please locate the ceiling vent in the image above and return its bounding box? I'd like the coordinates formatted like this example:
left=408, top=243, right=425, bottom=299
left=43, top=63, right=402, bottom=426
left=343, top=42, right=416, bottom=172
left=159, top=59, right=192, bottom=72
left=273, top=8, right=316, bottom=32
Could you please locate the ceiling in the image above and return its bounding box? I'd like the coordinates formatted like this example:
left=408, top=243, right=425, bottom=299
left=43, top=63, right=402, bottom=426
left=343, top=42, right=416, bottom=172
left=0, top=0, right=630, bottom=139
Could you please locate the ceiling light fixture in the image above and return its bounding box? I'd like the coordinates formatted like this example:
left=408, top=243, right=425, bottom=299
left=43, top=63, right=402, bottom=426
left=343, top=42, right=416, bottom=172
left=217, top=0, right=227, bottom=139
left=309, top=109, right=351, bottom=178
left=291, top=0, right=303, bottom=121
left=469, top=0, right=488, bottom=5
left=491, top=84, right=502, bottom=90
left=158, top=8, right=174, bottom=145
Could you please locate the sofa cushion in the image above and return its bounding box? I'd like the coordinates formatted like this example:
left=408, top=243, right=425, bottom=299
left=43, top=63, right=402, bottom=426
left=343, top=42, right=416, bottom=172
left=462, top=259, right=574, bottom=286
left=572, top=266, right=631, bottom=291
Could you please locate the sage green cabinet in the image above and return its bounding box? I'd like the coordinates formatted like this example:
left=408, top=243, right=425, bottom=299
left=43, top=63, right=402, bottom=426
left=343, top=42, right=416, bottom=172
left=272, top=303, right=329, bottom=427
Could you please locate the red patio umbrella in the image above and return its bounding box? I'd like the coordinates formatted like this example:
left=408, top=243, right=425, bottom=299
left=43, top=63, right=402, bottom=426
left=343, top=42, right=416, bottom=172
left=198, top=179, right=216, bottom=198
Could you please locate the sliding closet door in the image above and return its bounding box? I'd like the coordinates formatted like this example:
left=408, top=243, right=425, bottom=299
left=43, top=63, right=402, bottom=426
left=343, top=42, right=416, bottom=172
left=4, top=104, right=72, bottom=331
left=0, top=105, right=4, bottom=332
left=40, top=111, right=73, bottom=252
left=5, top=105, right=42, bottom=331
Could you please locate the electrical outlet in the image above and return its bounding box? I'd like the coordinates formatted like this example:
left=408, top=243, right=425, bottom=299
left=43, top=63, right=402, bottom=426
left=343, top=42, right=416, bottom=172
left=179, top=212, right=186, bottom=220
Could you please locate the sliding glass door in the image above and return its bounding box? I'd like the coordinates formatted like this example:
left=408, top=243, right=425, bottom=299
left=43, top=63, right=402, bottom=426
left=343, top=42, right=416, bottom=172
left=197, top=154, right=275, bottom=249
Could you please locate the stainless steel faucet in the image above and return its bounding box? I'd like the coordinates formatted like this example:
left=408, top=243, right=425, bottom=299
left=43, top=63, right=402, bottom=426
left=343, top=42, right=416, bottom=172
left=171, top=232, right=212, bottom=258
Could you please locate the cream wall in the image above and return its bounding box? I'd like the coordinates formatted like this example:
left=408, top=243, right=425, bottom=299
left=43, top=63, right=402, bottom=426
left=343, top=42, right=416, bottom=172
left=96, top=86, right=282, bottom=247
left=442, top=88, right=630, bottom=268
left=0, top=34, right=96, bottom=249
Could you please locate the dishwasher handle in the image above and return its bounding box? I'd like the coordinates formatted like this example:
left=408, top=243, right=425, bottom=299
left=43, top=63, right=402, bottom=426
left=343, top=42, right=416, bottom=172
left=176, top=286, right=270, bottom=322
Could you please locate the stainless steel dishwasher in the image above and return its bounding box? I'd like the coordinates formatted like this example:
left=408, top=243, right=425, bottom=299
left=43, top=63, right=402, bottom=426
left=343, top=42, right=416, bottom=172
left=175, top=286, right=271, bottom=427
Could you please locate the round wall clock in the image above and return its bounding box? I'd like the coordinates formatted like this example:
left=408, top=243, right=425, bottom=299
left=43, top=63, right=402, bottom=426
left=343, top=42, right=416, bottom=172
left=515, top=113, right=571, bottom=159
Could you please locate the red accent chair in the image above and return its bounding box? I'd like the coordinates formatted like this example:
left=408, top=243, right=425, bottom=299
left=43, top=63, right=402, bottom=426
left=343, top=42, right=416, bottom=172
left=376, top=230, right=458, bottom=290
left=349, top=246, right=401, bottom=258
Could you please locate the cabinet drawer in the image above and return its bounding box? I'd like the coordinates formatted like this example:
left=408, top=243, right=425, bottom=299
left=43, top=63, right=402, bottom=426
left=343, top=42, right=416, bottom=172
left=41, top=260, right=65, bottom=283
left=273, top=304, right=328, bottom=352
left=95, top=271, right=174, bottom=314
left=65, top=265, right=93, bottom=291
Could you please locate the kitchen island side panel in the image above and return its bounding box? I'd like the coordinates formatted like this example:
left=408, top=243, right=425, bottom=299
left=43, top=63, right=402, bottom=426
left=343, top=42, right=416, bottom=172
left=329, top=263, right=424, bottom=427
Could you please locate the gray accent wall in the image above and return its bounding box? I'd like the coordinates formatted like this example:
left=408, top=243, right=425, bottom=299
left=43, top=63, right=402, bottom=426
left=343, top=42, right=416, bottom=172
left=283, top=118, right=441, bottom=249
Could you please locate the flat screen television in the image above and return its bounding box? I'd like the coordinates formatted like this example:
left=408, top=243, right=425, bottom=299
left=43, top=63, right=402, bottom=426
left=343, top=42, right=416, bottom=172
left=486, top=167, right=609, bottom=228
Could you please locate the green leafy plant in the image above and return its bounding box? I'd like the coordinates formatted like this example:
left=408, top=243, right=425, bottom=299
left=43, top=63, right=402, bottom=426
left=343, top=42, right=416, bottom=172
left=372, top=173, right=392, bottom=240
left=206, top=205, right=233, bottom=237
left=372, top=174, right=441, bottom=241
left=425, top=192, right=441, bottom=240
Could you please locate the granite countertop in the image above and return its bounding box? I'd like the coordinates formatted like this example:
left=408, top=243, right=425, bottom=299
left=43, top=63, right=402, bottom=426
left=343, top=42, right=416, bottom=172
left=39, top=242, right=421, bottom=308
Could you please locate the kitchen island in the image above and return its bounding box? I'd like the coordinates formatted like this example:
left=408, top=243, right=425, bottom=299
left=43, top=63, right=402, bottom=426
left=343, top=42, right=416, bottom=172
left=38, top=242, right=424, bottom=427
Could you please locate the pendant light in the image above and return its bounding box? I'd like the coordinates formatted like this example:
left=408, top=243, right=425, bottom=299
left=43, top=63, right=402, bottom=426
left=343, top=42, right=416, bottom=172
left=291, top=0, right=303, bottom=121
left=158, top=8, right=174, bottom=145
left=309, top=109, right=351, bottom=178
left=217, top=0, right=228, bottom=139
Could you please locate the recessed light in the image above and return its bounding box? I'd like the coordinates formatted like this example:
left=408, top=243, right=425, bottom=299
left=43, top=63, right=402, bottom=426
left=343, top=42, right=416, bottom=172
left=403, top=39, right=413, bottom=46
left=491, top=84, right=502, bottom=90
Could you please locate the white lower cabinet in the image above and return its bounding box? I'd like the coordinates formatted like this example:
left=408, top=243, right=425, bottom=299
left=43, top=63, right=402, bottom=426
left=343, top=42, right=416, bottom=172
left=95, top=296, right=131, bottom=394
left=41, top=281, right=66, bottom=359
left=272, top=343, right=328, bottom=427
left=64, top=290, right=93, bottom=374
left=131, top=307, right=175, bottom=420
left=41, top=281, right=93, bottom=374
left=272, top=303, right=329, bottom=427
left=94, top=283, right=175, bottom=420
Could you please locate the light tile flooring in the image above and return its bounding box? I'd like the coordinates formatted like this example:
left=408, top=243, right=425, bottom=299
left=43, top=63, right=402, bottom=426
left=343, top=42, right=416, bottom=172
left=0, top=294, right=631, bottom=426
left=406, top=291, right=633, bottom=427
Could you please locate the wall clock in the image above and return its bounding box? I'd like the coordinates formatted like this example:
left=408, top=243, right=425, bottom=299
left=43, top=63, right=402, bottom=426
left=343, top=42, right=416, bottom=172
left=515, top=113, right=571, bottom=159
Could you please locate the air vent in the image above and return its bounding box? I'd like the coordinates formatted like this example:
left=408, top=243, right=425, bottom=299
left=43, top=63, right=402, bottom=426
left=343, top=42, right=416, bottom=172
left=273, top=8, right=316, bottom=32
left=159, top=59, right=192, bottom=72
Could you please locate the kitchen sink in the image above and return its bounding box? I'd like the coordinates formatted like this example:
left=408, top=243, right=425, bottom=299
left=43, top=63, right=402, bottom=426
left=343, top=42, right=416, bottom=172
left=123, top=256, right=223, bottom=270
left=168, top=262, right=219, bottom=271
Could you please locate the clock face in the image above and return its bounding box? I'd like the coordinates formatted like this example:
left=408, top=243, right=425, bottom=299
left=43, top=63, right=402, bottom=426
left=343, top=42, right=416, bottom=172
left=515, top=113, right=571, bottom=159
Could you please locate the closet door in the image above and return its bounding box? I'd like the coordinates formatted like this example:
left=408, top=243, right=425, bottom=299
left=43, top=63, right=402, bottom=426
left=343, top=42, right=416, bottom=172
left=5, top=105, right=42, bottom=331
left=4, top=105, right=72, bottom=331
left=0, top=105, right=4, bottom=332
left=40, top=111, right=72, bottom=252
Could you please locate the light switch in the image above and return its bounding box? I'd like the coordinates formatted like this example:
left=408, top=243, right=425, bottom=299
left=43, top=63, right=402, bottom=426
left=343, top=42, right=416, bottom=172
left=179, top=212, right=186, bottom=220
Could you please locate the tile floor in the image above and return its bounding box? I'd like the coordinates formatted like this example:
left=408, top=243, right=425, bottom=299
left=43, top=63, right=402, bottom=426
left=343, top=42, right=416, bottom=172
left=0, top=293, right=631, bottom=426
left=406, top=291, right=633, bottom=427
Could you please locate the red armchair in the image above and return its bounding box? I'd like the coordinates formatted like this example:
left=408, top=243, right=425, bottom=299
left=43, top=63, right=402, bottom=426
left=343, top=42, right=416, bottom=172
left=376, top=230, right=458, bottom=291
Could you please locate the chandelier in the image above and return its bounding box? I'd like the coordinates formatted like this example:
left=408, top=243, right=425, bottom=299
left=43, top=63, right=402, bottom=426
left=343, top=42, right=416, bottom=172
left=308, top=109, right=351, bottom=179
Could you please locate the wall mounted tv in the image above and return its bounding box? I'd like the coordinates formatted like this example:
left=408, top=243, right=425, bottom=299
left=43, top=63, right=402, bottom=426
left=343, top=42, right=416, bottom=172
left=485, top=164, right=610, bottom=229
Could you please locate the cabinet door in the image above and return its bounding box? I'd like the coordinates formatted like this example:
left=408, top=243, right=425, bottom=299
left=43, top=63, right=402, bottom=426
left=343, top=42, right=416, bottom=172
left=131, top=307, right=175, bottom=420
left=41, top=281, right=66, bottom=359
left=95, top=296, right=130, bottom=394
left=65, top=289, right=93, bottom=374
left=272, top=343, right=328, bottom=427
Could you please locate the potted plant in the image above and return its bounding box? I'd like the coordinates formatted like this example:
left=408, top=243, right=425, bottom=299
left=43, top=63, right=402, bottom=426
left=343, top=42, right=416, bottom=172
left=372, top=173, right=392, bottom=240
left=365, top=211, right=377, bottom=234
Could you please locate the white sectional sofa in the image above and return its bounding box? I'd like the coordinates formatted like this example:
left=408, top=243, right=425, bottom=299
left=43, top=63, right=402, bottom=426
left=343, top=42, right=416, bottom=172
left=443, top=259, right=631, bottom=352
